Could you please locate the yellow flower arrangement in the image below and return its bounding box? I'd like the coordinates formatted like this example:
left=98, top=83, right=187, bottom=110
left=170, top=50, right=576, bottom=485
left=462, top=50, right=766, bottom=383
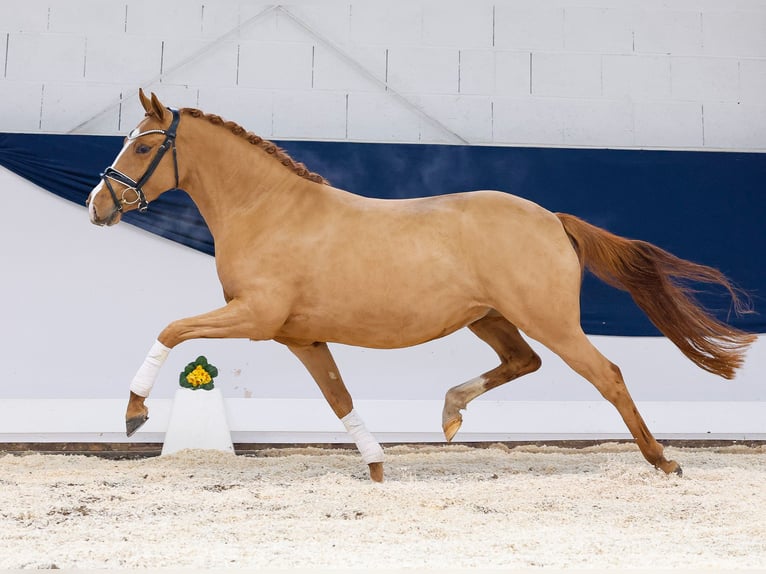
left=186, top=365, right=212, bottom=387
left=179, top=356, right=218, bottom=391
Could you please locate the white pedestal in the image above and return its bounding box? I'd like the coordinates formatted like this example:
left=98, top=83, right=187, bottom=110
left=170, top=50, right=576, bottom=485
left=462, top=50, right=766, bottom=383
left=161, top=387, right=234, bottom=456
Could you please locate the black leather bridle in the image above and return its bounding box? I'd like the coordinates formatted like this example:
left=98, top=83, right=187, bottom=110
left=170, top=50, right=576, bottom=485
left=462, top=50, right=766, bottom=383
left=100, top=108, right=180, bottom=214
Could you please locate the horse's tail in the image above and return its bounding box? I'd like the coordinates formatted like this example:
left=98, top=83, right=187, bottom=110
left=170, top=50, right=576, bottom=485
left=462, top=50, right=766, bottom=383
left=556, top=212, right=755, bottom=379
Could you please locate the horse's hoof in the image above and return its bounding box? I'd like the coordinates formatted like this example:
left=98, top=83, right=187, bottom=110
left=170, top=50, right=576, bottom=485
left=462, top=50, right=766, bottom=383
left=126, top=414, right=149, bottom=437
left=658, top=459, right=683, bottom=477
left=443, top=416, right=462, bottom=442
left=368, top=462, right=384, bottom=483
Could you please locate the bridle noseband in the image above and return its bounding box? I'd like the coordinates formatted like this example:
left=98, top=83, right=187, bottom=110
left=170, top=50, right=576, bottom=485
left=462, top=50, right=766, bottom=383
left=100, top=108, right=180, bottom=214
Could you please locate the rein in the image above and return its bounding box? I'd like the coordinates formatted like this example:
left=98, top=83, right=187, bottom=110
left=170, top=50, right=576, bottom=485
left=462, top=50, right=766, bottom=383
left=100, top=108, right=180, bottom=214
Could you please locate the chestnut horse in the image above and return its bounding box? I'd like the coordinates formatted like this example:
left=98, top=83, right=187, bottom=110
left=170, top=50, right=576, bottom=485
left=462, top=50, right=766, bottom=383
left=87, top=91, right=754, bottom=482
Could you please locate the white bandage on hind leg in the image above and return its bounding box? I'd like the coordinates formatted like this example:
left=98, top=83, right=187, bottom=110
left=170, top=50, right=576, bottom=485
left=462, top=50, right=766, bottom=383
left=341, top=409, right=384, bottom=464
left=129, top=339, right=171, bottom=397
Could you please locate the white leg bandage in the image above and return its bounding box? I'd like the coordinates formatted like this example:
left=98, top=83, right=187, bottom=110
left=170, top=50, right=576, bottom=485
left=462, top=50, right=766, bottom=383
left=129, top=340, right=171, bottom=397
left=342, top=409, right=384, bottom=464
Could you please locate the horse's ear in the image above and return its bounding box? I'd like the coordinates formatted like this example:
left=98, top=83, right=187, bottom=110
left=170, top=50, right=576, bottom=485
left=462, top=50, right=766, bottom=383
left=149, top=92, right=168, bottom=122
left=138, top=88, right=152, bottom=114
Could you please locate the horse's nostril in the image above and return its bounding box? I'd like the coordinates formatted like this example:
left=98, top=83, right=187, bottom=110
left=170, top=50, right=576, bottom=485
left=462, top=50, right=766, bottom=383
left=88, top=199, right=103, bottom=224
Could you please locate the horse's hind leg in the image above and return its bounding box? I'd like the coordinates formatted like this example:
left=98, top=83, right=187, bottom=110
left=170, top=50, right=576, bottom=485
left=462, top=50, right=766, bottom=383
left=540, top=328, right=682, bottom=476
left=286, top=341, right=384, bottom=482
left=443, top=312, right=541, bottom=441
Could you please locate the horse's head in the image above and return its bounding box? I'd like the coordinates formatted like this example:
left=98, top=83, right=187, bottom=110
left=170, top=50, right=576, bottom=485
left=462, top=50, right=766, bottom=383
left=87, top=90, right=180, bottom=226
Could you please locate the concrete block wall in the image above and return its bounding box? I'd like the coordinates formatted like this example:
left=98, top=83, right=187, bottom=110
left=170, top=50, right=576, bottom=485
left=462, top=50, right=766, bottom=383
left=1, top=0, right=765, bottom=149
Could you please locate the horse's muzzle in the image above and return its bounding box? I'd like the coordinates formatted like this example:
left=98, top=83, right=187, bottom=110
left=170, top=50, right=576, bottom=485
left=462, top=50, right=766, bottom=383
left=88, top=200, right=122, bottom=226
left=87, top=186, right=123, bottom=227
left=94, top=208, right=123, bottom=227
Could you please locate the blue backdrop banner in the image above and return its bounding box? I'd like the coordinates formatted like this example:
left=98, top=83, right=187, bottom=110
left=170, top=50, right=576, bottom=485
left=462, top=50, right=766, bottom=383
left=1, top=132, right=763, bottom=335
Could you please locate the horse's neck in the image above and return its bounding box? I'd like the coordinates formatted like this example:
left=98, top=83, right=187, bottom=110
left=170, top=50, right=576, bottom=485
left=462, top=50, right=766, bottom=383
left=181, top=134, right=311, bottom=240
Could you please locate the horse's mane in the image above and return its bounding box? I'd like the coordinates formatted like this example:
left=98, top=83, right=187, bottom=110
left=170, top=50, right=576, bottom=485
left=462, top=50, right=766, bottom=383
left=180, top=108, right=329, bottom=185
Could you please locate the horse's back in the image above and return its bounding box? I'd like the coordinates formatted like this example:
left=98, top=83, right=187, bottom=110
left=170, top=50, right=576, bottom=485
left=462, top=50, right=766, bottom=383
left=320, top=186, right=580, bottom=304
left=329, top=187, right=562, bottom=243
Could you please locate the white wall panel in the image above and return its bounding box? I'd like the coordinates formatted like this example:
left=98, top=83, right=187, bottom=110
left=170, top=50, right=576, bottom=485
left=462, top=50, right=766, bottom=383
left=494, top=51, right=531, bottom=96
left=387, top=47, right=459, bottom=94
left=531, top=53, right=602, bottom=99
left=457, top=49, right=495, bottom=95
left=560, top=99, right=634, bottom=147
left=48, top=1, right=126, bottom=35
left=197, top=87, right=274, bottom=137
left=235, top=5, right=280, bottom=43
left=1, top=32, right=7, bottom=74
left=273, top=90, right=347, bottom=140
left=563, top=7, right=634, bottom=53
left=704, top=102, right=766, bottom=148
left=85, top=35, right=162, bottom=84
left=496, top=97, right=634, bottom=147
left=632, top=10, right=703, bottom=55
left=493, top=97, right=567, bottom=146
left=6, top=33, right=86, bottom=82
left=269, top=8, right=319, bottom=44
left=161, top=38, right=239, bottom=87
left=0, top=82, right=43, bottom=131
left=0, top=0, right=49, bottom=33
left=602, top=55, right=672, bottom=100
left=287, top=3, right=352, bottom=46
left=421, top=1, right=494, bottom=49
left=494, top=7, right=564, bottom=51
left=238, top=41, right=313, bottom=89
left=634, top=101, right=703, bottom=148
left=200, top=2, right=247, bottom=38
left=346, top=92, right=421, bottom=142
left=124, top=1, right=203, bottom=38
left=312, top=45, right=386, bottom=92
left=702, top=10, right=766, bottom=57
left=460, top=49, right=536, bottom=96
left=40, top=83, right=121, bottom=133
left=670, top=56, right=740, bottom=102
left=739, top=59, right=766, bottom=102
left=418, top=95, right=492, bottom=143
left=349, top=4, right=422, bottom=46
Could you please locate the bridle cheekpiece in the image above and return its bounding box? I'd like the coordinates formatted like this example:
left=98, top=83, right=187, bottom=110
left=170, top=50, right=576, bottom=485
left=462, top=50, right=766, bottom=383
left=100, top=107, right=180, bottom=214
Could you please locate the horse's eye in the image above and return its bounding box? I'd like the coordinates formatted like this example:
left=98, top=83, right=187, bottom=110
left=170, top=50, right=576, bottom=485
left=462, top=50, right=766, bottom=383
left=135, top=143, right=152, bottom=154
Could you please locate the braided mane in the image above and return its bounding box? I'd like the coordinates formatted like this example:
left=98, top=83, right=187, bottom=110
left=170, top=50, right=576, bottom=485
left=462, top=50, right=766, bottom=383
left=180, top=108, right=329, bottom=185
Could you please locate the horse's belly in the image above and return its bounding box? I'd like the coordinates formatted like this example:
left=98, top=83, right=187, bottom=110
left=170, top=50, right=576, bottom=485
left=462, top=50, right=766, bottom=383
left=276, top=302, right=490, bottom=349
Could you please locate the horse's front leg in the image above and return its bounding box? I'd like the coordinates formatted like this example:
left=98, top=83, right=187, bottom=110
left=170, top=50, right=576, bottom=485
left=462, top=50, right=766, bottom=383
left=125, top=299, right=282, bottom=436
left=125, top=339, right=169, bottom=436
left=285, top=341, right=384, bottom=482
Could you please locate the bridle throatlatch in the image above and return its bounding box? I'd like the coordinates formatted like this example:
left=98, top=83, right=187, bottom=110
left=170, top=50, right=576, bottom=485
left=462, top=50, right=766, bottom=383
left=100, top=108, right=181, bottom=214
